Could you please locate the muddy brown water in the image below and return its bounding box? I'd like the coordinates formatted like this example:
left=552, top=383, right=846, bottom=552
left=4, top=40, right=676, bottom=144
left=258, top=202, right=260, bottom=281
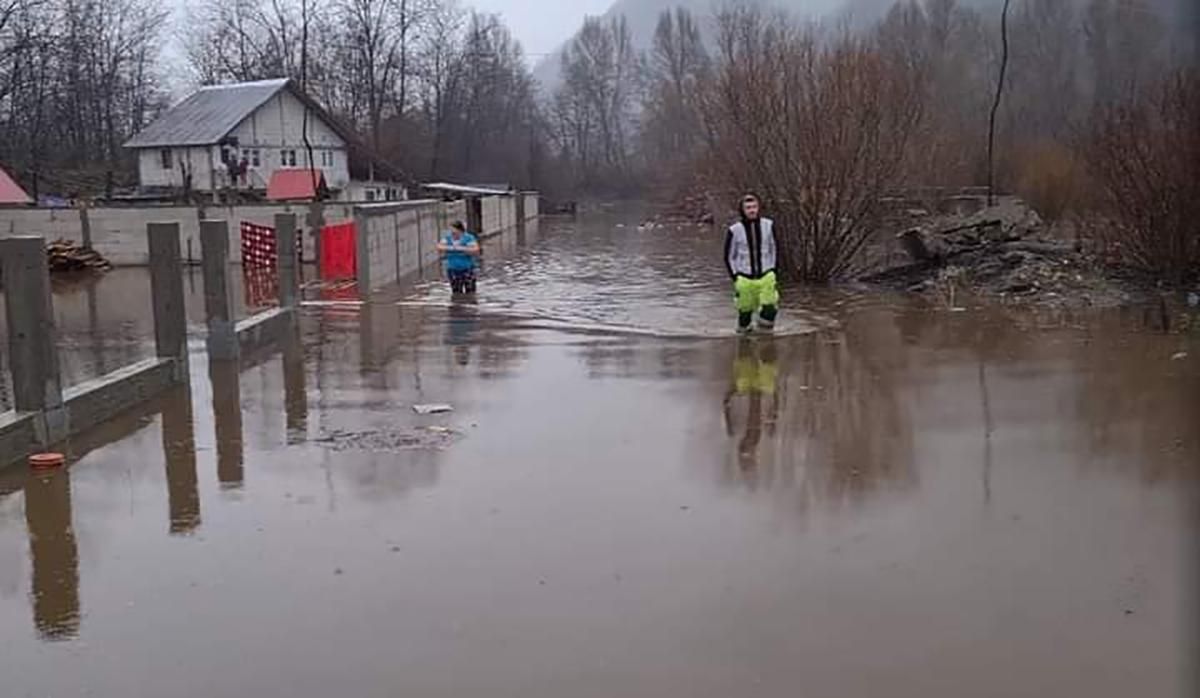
left=0, top=211, right=1197, bottom=697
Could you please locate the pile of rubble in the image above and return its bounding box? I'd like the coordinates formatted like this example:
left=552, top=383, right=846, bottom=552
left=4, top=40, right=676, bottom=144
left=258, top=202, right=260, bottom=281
left=863, top=199, right=1123, bottom=306
left=47, top=239, right=112, bottom=274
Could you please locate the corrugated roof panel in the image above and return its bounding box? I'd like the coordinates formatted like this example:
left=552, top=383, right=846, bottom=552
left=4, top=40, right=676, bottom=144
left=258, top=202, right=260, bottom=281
left=124, top=79, right=290, bottom=149
left=267, top=169, right=327, bottom=201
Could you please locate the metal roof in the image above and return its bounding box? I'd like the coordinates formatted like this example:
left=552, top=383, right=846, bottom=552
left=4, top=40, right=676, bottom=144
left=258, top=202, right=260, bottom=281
left=124, top=79, right=290, bottom=148
left=423, top=182, right=512, bottom=196
left=0, top=165, right=31, bottom=205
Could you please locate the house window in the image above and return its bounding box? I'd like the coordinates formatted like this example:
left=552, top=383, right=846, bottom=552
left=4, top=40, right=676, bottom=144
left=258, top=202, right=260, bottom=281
left=160, top=149, right=172, bottom=169
left=366, top=189, right=376, bottom=202
left=281, top=149, right=297, bottom=167
left=243, top=149, right=260, bottom=167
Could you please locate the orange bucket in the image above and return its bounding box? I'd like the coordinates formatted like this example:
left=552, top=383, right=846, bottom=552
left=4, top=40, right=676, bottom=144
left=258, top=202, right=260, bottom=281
left=29, top=453, right=66, bottom=470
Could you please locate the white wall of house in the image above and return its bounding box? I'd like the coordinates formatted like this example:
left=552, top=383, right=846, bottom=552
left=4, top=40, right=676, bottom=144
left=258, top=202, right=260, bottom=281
left=229, top=90, right=350, bottom=189
left=136, top=146, right=218, bottom=191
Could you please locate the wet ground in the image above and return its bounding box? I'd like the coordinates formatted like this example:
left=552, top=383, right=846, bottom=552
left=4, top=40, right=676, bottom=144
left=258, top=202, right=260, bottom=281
left=1, top=211, right=1197, bottom=697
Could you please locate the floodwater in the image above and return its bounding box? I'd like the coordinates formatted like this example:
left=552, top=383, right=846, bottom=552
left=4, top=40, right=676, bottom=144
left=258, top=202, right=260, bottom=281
left=0, top=211, right=1197, bottom=698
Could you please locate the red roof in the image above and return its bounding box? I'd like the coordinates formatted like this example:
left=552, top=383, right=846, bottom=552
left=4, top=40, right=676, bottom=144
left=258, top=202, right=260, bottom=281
left=0, top=165, right=31, bottom=205
left=267, top=169, right=327, bottom=201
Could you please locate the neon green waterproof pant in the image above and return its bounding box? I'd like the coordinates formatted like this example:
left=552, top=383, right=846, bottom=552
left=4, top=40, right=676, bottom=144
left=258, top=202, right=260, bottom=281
left=734, top=272, right=779, bottom=314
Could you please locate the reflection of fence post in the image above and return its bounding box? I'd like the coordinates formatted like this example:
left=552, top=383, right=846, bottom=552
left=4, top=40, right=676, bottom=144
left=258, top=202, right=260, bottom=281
left=148, top=223, right=189, bottom=382
left=200, top=220, right=238, bottom=361
left=354, top=207, right=371, bottom=295
left=282, top=324, right=307, bottom=445
left=275, top=213, right=299, bottom=309
left=208, top=358, right=244, bottom=489
left=25, top=468, right=80, bottom=641
left=0, top=236, right=67, bottom=447
left=161, top=386, right=200, bottom=535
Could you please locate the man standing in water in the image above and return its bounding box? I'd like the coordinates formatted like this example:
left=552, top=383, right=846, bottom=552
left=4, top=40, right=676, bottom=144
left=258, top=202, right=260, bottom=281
left=725, top=193, right=779, bottom=333
left=437, top=220, right=480, bottom=295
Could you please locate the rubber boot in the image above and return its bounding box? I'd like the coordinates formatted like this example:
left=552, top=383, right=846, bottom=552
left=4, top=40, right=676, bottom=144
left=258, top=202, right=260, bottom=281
left=758, top=305, right=778, bottom=332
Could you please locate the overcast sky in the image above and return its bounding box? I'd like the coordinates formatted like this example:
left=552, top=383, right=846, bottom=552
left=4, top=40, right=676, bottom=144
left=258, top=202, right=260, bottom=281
left=465, top=0, right=615, bottom=59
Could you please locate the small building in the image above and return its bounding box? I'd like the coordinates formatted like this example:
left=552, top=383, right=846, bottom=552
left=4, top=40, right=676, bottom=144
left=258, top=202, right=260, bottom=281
left=124, top=78, right=406, bottom=203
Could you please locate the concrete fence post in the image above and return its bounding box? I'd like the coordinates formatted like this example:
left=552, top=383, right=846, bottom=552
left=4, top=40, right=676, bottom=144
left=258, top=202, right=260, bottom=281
left=307, top=201, right=325, bottom=268
left=274, top=213, right=299, bottom=309
left=79, top=204, right=92, bottom=250
left=354, top=208, right=371, bottom=295
left=0, top=236, right=68, bottom=446
left=148, top=223, right=189, bottom=381
left=516, top=194, right=527, bottom=240
left=200, top=220, right=238, bottom=361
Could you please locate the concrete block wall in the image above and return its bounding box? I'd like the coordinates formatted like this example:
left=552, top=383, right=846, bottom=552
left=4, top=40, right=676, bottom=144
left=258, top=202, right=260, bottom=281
left=480, top=196, right=520, bottom=236
left=0, top=208, right=87, bottom=244
left=0, top=202, right=358, bottom=266
left=523, top=193, right=539, bottom=220
left=356, top=197, right=506, bottom=293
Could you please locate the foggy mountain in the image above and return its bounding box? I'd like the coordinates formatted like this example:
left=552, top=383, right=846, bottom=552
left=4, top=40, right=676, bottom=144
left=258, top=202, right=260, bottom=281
left=531, top=0, right=1192, bottom=92
left=531, top=0, right=922, bottom=90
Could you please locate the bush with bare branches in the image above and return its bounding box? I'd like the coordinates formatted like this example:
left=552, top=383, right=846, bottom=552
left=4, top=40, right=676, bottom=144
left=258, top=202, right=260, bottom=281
left=700, top=6, right=923, bottom=283
left=1084, top=70, right=1200, bottom=285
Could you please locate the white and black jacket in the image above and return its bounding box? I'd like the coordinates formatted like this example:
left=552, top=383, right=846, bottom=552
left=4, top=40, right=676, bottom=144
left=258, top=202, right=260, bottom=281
left=725, top=217, right=777, bottom=280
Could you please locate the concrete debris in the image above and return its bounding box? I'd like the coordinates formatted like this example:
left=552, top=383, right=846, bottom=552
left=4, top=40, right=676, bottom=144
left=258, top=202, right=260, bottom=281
left=864, top=198, right=1125, bottom=307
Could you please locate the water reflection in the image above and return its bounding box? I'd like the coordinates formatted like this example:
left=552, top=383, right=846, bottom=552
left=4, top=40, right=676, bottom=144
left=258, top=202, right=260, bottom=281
left=714, top=324, right=917, bottom=508
left=24, top=467, right=80, bottom=641
left=161, top=387, right=201, bottom=535
left=723, top=338, right=780, bottom=476
left=209, top=359, right=245, bottom=489
left=445, top=297, right=479, bottom=368
left=283, top=328, right=309, bottom=445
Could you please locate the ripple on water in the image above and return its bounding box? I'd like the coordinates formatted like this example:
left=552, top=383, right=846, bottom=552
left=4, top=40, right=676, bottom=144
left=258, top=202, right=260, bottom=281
left=403, top=218, right=841, bottom=339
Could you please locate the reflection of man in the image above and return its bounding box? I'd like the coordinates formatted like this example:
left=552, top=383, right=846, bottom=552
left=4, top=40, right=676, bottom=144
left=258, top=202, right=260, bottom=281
left=723, top=338, right=780, bottom=472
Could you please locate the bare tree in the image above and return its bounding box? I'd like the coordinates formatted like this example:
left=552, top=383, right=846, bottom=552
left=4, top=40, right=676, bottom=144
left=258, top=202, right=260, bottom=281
left=701, top=5, right=924, bottom=282
left=642, top=7, right=710, bottom=182
left=1084, top=69, right=1200, bottom=284
left=551, top=14, right=643, bottom=191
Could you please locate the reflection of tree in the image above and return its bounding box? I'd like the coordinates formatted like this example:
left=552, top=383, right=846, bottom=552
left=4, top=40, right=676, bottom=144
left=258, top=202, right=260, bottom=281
left=896, top=301, right=1199, bottom=485
left=1068, top=315, right=1199, bottom=483
left=719, top=319, right=917, bottom=511
left=578, top=340, right=709, bottom=381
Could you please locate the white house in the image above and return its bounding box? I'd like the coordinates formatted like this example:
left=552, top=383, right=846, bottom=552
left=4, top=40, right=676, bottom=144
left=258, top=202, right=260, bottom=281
left=124, top=78, right=406, bottom=202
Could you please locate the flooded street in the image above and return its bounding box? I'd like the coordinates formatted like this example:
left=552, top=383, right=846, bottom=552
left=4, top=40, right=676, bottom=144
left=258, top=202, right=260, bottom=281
left=0, top=212, right=1197, bottom=697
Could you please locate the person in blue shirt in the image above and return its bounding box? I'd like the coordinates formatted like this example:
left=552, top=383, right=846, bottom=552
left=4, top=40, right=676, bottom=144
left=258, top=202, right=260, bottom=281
left=437, top=220, right=481, bottom=294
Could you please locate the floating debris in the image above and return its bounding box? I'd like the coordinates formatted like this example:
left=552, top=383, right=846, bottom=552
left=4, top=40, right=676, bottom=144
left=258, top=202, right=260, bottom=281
left=313, top=427, right=463, bottom=452
left=413, top=404, right=454, bottom=415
